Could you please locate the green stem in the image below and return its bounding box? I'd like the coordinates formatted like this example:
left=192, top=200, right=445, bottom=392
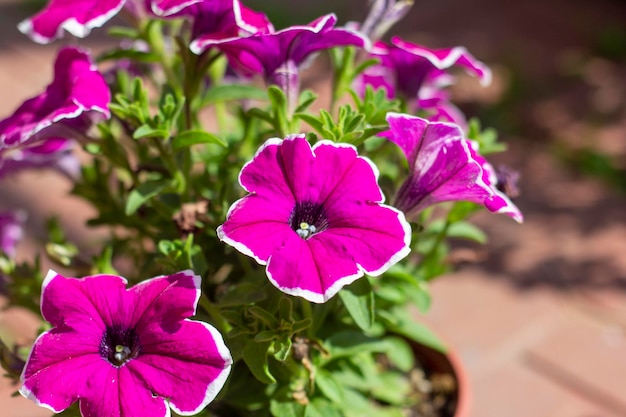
left=198, top=295, right=230, bottom=334
left=143, top=20, right=180, bottom=94
left=300, top=298, right=314, bottom=338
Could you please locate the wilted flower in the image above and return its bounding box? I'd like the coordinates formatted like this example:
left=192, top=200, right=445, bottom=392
left=217, top=135, right=411, bottom=303
left=20, top=270, right=232, bottom=417
left=381, top=112, right=523, bottom=222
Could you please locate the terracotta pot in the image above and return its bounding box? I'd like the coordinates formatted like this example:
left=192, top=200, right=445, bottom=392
left=410, top=341, right=471, bottom=417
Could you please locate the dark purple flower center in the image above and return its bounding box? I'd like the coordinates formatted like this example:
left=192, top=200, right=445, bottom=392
left=100, top=325, right=141, bottom=367
left=289, top=201, right=329, bottom=239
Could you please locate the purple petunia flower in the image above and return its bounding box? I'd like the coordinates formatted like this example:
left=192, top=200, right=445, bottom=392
left=217, top=135, right=411, bottom=303
left=17, top=0, right=205, bottom=43
left=0, top=47, right=109, bottom=177
left=0, top=210, right=26, bottom=259
left=20, top=269, right=232, bottom=417
left=356, top=37, right=491, bottom=126
left=191, top=14, right=368, bottom=111
left=173, top=0, right=272, bottom=42
left=381, top=112, right=523, bottom=222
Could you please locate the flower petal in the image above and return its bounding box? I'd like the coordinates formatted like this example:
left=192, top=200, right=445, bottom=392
left=265, top=232, right=351, bottom=303
left=129, top=270, right=202, bottom=330
left=40, top=270, right=127, bottom=330
left=321, top=202, right=411, bottom=275
left=383, top=113, right=523, bottom=221
left=192, top=13, right=368, bottom=77
left=217, top=194, right=294, bottom=264
left=77, top=365, right=169, bottom=417
left=0, top=47, right=110, bottom=150
left=20, top=330, right=105, bottom=413
left=130, top=320, right=232, bottom=414
left=18, top=0, right=125, bottom=44
left=313, top=141, right=384, bottom=205
left=391, top=37, right=492, bottom=86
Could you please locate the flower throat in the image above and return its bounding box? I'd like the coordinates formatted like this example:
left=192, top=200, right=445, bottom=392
left=289, top=201, right=329, bottom=239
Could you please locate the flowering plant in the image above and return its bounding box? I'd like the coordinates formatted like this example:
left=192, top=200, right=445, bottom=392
left=0, top=0, right=522, bottom=416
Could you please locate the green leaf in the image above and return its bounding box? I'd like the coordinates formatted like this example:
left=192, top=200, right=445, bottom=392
left=324, top=331, right=388, bottom=361
left=270, top=399, right=306, bottom=417
left=447, top=221, right=488, bottom=243
left=172, top=130, right=226, bottom=149
left=315, top=370, right=344, bottom=404
left=383, top=336, right=415, bottom=372
left=97, top=49, right=159, bottom=64
left=305, top=398, right=343, bottom=417
left=125, top=181, right=167, bottom=215
left=132, top=125, right=169, bottom=139
left=242, top=340, right=276, bottom=384
left=218, top=283, right=266, bottom=306
left=294, top=113, right=324, bottom=133
left=249, top=306, right=280, bottom=328
left=272, top=337, right=292, bottom=362
left=295, top=90, right=318, bottom=113
left=338, top=278, right=374, bottom=330
left=380, top=309, right=447, bottom=352
left=202, top=84, right=268, bottom=104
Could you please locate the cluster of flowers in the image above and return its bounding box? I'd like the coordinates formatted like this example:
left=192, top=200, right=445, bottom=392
left=0, top=0, right=522, bottom=416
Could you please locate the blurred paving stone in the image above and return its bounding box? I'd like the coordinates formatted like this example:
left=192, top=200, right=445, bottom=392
left=417, top=269, right=561, bottom=375
left=526, top=316, right=626, bottom=416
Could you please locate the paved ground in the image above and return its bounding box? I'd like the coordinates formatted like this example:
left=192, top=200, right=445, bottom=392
left=1, top=1, right=625, bottom=416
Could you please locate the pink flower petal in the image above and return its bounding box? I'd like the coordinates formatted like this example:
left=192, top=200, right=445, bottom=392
left=22, top=270, right=231, bottom=416
left=130, top=270, right=201, bottom=330
left=78, top=366, right=169, bottom=417
left=130, top=320, right=232, bottom=414
left=20, top=350, right=106, bottom=413
left=382, top=113, right=523, bottom=222
left=191, top=13, right=369, bottom=78
left=0, top=47, right=110, bottom=150
left=391, top=37, right=492, bottom=86
left=18, top=0, right=125, bottom=44
left=265, top=232, right=355, bottom=303
left=220, top=136, right=411, bottom=303
left=217, top=194, right=294, bottom=263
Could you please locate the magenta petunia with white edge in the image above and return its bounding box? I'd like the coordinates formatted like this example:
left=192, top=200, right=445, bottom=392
left=381, top=112, right=523, bottom=223
left=20, top=269, right=232, bottom=417
left=217, top=135, right=411, bottom=303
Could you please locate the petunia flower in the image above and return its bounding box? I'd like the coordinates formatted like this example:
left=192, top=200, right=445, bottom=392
left=17, top=0, right=204, bottom=43
left=0, top=210, right=26, bottom=259
left=0, top=47, right=109, bottom=176
left=217, top=135, right=411, bottom=303
left=20, top=269, right=232, bottom=417
left=173, top=0, right=272, bottom=42
left=356, top=37, right=491, bottom=126
left=380, top=112, right=523, bottom=222
left=191, top=14, right=369, bottom=112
